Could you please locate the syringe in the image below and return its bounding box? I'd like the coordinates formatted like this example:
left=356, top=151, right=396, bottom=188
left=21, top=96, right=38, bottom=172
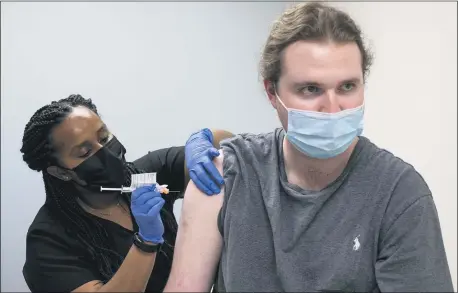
left=100, top=186, right=135, bottom=193
left=100, top=185, right=180, bottom=194
left=100, top=173, right=180, bottom=194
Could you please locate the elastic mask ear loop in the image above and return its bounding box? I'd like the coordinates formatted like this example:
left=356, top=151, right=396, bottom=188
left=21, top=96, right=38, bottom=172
left=272, top=83, right=288, bottom=111
left=276, top=94, right=288, bottom=110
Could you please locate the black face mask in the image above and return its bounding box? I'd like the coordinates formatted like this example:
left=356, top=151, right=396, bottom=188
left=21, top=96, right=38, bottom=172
left=72, top=136, right=127, bottom=189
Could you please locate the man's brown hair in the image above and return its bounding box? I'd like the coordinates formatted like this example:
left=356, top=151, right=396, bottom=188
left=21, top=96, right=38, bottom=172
left=260, top=1, right=374, bottom=84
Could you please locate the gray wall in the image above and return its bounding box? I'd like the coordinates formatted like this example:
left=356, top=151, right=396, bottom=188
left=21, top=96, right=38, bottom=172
left=2, top=2, right=456, bottom=292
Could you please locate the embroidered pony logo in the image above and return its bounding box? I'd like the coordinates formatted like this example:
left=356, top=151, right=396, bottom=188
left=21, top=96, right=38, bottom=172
left=353, top=235, right=361, bottom=251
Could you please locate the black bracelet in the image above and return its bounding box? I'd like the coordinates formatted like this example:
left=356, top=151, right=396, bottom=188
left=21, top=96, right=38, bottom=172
left=133, top=232, right=161, bottom=253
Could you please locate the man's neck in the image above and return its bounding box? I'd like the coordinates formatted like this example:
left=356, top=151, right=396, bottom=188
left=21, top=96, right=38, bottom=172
left=282, top=137, right=358, bottom=191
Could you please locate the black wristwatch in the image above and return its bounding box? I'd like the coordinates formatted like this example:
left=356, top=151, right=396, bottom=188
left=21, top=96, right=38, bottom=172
left=133, top=232, right=162, bottom=253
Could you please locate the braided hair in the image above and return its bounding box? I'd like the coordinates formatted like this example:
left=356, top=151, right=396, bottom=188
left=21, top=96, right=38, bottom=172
left=20, top=94, right=177, bottom=282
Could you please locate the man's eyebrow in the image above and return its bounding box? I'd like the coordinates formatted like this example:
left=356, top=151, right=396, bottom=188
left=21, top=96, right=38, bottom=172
left=292, top=77, right=362, bottom=88
left=292, top=81, right=324, bottom=88
left=340, top=77, right=362, bottom=84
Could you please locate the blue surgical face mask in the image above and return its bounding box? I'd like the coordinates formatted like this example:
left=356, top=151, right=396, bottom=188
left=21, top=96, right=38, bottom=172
left=276, top=94, right=365, bottom=159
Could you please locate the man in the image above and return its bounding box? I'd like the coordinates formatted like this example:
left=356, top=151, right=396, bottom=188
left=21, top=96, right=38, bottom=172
left=165, top=2, right=454, bottom=292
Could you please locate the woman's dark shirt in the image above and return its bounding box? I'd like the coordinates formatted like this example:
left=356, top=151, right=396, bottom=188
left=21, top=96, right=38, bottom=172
left=23, top=147, right=185, bottom=292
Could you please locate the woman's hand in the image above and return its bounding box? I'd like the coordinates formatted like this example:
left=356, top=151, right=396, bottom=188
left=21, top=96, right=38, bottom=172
left=185, top=128, right=224, bottom=195
left=131, top=185, right=164, bottom=243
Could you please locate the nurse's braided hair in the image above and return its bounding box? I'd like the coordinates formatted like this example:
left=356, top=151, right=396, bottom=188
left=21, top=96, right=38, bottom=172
left=20, top=94, right=177, bottom=282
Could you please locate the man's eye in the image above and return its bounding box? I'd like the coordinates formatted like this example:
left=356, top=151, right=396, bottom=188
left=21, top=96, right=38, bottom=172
left=301, top=85, right=322, bottom=95
left=340, top=83, right=356, bottom=92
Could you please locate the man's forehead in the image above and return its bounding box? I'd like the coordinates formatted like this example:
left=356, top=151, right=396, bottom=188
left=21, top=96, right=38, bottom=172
left=281, top=40, right=363, bottom=83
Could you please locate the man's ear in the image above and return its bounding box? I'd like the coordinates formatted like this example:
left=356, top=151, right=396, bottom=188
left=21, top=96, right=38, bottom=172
left=46, top=166, right=73, bottom=181
left=263, top=79, right=277, bottom=109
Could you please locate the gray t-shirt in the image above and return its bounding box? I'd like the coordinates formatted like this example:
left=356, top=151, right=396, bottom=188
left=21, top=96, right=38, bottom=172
left=216, top=128, right=453, bottom=292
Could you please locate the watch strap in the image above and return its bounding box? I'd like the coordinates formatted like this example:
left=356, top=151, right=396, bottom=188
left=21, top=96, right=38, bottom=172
left=133, top=232, right=161, bottom=253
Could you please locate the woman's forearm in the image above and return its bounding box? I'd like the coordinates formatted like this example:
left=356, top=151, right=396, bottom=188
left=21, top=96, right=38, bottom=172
left=97, top=244, right=156, bottom=293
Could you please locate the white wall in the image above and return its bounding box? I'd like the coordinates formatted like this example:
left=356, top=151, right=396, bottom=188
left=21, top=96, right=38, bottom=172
left=2, top=1, right=456, bottom=292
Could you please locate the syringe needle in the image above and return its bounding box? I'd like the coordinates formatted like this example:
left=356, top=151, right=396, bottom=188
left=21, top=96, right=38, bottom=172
left=100, top=187, right=122, bottom=192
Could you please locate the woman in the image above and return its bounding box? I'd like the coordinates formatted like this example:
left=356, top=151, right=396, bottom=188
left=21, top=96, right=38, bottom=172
left=21, top=94, right=231, bottom=292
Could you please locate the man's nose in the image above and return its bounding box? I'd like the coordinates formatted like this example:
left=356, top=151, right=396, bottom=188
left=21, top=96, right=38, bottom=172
left=319, top=90, right=342, bottom=113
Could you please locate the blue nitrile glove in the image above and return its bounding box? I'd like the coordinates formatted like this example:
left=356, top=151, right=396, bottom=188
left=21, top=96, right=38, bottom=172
left=131, top=185, right=165, bottom=244
left=185, top=128, right=224, bottom=195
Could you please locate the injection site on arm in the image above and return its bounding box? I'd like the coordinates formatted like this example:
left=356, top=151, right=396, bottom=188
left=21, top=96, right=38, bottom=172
left=164, top=151, right=225, bottom=292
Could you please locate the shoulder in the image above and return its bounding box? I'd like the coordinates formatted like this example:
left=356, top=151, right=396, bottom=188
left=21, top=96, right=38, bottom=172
left=359, top=137, right=432, bottom=226
left=221, top=129, right=280, bottom=151
left=220, top=129, right=281, bottom=165
left=25, top=203, right=77, bottom=259
left=359, top=136, right=431, bottom=198
left=24, top=204, right=98, bottom=292
left=384, top=159, right=432, bottom=233
left=27, top=203, right=66, bottom=237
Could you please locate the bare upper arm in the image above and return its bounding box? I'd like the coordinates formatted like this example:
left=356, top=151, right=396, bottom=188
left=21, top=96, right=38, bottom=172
left=71, top=281, right=103, bottom=292
left=164, top=151, right=225, bottom=292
